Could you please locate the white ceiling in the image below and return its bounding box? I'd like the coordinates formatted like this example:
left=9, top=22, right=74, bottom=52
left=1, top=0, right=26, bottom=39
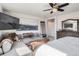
left=1, top=3, right=79, bottom=19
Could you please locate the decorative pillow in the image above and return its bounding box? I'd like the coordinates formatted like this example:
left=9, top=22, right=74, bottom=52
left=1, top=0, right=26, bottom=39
left=0, top=48, right=3, bottom=55
left=1, top=39, right=13, bottom=53
left=17, top=34, right=23, bottom=39
left=15, top=36, right=20, bottom=41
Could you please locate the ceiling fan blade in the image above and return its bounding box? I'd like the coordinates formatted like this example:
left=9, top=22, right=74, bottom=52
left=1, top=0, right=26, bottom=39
left=50, top=11, right=53, bottom=14
left=49, top=3, right=53, bottom=8
left=43, top=9, right=51, bottom=11
left=58, top=3, right=69, bottom=8
left=58, top=8, right=64, bottom=11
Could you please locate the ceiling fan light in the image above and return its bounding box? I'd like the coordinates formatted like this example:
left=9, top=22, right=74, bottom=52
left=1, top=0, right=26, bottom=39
left=53, top=8, right=57, bottom=12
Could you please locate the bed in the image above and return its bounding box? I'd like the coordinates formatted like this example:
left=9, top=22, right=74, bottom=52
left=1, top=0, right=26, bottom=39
left=35, top=36, right=79, bottom=56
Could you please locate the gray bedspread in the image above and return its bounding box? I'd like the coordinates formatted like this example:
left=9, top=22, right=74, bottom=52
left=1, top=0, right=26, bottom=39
left=47, top=36, right=79, bottom=56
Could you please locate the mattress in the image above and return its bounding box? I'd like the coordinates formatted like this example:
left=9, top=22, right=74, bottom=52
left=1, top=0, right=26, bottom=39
left=35, top=36, right=79, bottom=56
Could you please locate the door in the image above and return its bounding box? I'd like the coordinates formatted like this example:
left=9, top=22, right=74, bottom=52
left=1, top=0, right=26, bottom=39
left=47, top=19, right=55, bottom=37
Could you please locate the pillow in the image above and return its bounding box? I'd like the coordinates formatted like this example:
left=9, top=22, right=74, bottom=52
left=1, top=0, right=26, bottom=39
left=15, top=36, right=20, bottom=41
left=0, top=48, right=3, bottom=55
left=2, top=39, right=13, bottom=53
left=17, top=34, right=23, bottom=39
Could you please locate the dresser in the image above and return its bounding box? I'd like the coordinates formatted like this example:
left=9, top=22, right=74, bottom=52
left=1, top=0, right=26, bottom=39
left=57, top=30, right=79, bottom=39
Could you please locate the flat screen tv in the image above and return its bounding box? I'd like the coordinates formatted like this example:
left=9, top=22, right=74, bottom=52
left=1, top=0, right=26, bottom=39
left=0, top=12, right=19, bottom=30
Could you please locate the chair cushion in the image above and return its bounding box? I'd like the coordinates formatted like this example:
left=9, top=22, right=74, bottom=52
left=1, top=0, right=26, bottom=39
left=2, top=39, right=13, bottom=53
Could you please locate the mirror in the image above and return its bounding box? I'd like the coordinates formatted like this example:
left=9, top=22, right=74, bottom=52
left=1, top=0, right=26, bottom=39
left=62, top=19, right=78, bottom=31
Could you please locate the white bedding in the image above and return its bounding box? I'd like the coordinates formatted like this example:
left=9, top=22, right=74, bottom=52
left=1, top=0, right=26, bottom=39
left=35, top=36, right=79, bottom=56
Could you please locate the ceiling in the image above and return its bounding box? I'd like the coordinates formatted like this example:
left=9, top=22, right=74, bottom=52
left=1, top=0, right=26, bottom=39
left=1, top=3, right=79, bottom=19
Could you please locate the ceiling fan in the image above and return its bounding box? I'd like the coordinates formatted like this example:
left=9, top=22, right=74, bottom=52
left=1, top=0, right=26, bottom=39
left=43, top=3, right=69, bottom=14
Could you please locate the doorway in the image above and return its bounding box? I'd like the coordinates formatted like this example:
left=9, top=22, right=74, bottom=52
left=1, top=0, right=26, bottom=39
left=40, top=21, right=46, bottom=37
left=47, top=19, right=55, bottom=40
